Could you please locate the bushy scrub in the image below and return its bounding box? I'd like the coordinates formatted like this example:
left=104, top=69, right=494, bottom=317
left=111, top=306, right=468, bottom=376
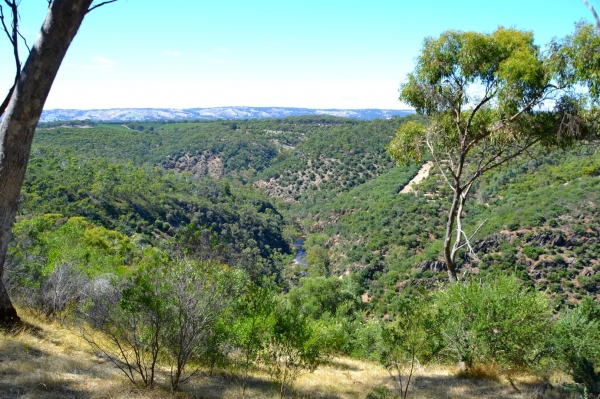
left=263, top=298, right=326, bottom=398
left=434, top=275, right=552, bottom=373
left=79, top=255, right=245, bottom=391
left=230, top=283, right=277, bottom=398
left=6, top=214, right=139, bottom=317
left=380, top=294, right=444, bottom=399
left=552, top=297, right=600, bottom=395
left=287, top=277, right=360, bottom=320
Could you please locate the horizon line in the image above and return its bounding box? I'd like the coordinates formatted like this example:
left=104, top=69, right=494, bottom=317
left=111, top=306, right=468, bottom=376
left=43, top=106, right=415, bottom=112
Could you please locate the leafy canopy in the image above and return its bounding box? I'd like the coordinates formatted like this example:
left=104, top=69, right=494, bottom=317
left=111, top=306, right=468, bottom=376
left=388, top=27, right=590, bottom=167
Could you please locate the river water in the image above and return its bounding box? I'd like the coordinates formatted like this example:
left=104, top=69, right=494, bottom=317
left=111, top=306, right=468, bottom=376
left=294, top=238, right=307, bottom=267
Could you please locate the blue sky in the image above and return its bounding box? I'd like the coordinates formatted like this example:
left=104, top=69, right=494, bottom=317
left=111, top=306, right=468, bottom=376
left=0, top=0, right=596, bottom=110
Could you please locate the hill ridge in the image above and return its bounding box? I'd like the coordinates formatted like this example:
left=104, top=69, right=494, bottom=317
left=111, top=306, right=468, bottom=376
left=39, top=106, right=414, bottom=122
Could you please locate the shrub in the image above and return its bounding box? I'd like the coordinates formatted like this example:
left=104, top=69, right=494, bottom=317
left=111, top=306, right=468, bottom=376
left=523, top=245, right=544, bottom=261
left=434, top=275, right=552, bottom=372
left=552, top=297, right=600, bottom=395
left=366, top=386, right=395, bottom=399
left=507, top=221, right=520, bottom=231
left=79, top=255, right=244, bottom=391
left=380, top=295, right=444, bottom=399
left=263, top=298, right=325, bottom=398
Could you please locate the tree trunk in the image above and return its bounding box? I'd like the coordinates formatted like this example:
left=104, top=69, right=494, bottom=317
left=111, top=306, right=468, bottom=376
left=443, top=186, right=461, bottom=283
left=0, top=0, right=94, bottom=326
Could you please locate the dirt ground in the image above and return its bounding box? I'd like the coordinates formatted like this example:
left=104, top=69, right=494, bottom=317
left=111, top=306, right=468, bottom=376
left=400, top=162, right=433, bottom=194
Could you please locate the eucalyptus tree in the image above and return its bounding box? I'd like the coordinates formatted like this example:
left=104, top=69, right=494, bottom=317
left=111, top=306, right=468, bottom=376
left=387, top=27, right=596, bottom=282
left=583, top=0, right=600, bottom=36
left=0, top=0, right=117, bottom=325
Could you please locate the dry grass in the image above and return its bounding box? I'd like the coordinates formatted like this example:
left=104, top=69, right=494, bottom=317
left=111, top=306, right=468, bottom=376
left=0, top=309, right=581, bottom=398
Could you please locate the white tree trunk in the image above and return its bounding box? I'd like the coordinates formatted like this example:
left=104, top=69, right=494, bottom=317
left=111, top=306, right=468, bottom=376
left=0, top=0, right=94, bottom=325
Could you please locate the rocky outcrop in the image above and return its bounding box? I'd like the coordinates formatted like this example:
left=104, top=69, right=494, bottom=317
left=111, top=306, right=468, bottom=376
left=475, top=234, right=512, bottom=253
left=525, top=231, right=566, bottom=247
left=532, top=258, right=567, bottom=271
left=164, top=152, right=224, bottom=179
left=418, top=260, right=447, bottom=272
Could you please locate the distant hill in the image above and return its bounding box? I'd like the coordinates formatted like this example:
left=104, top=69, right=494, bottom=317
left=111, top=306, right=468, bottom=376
left=39, top=106, right=413, bottom=122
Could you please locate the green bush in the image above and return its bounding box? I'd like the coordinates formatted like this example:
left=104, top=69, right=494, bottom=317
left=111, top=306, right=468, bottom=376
left=380, top=294, right=444, bottom=398
left=523, top=245, right=545, bottom=261
left=552, top=297, right=600, bottom=395
left=263, top=298, right=325, bottom=398
left=434, top=275, right=552, bottom=372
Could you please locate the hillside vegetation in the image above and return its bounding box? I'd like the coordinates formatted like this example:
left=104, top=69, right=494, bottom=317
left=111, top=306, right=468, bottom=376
left=1, top=115, right=599, bottom=398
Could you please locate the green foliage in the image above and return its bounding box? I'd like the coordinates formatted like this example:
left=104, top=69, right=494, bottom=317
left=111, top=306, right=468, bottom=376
left=10, top=214, right=136, bottom=277
left=523, top=245, right=545, bottom=261
left=386, top=121, right=427, bottom=165
left=160, top=259, right=245, bottom=390
left=263, top=297, right=325, bottom=398
left=550, top=22, right=600, bottom=100
left=380, top=294, right=444, bottom=399
left=19, top=148, right=290, bottom=273
left=434, top=275, right=552, bottom=371
left=288, top=277, right=361, bottom=320
left=231, top=283, right=278, bottom=397
left=552, top=297, right=600, bottom=395
left=403, top=28, right=548, bottom=117
left=80, top=256, right=245, bottom=391
left=365, top=386, right=395, bottom=399
left=7, top=214, right=140, bottom=316
left=305, top=245, right=331, bottom=277
left=79, top=251, right=167, bottom=387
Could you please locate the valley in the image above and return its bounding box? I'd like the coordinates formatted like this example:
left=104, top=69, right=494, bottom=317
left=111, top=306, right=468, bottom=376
left=1, top=114, right=597, bottom=397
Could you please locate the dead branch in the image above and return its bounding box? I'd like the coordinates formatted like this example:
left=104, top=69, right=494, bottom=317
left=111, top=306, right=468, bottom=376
left=0, top=84, right=15, bottom=117
left=0, top=1, right=21, bottom=118
left=87, top=0, right=118, bottom=13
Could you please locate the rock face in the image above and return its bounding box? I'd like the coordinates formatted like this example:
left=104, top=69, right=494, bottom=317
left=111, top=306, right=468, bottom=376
left=418, top=260, right=447, bottom=272
left=526, top=231, right=566, bottom=247
left=475, top=234, right=512, bottom=253
left=164, top=152, right=223, bottom=179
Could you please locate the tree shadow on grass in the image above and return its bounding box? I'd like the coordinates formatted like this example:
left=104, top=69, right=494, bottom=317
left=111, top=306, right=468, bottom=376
left=1, top=319, right=44, bottom=338
left=401, top=374, right=580, bottom=399
left=182, top=372, right=344, bottom=399
left=323, top=358, right=363, bottom=372
left=0, top=380, right=84, bottom=399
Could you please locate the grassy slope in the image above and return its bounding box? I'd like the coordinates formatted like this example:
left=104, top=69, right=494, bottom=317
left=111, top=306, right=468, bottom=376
left=0, top=308, right=568, bottom=399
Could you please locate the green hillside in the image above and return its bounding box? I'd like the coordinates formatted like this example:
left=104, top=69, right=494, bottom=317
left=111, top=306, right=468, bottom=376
left=3, top=115, right=599, bottom=397
left=27, top=117, right=600, bottom=307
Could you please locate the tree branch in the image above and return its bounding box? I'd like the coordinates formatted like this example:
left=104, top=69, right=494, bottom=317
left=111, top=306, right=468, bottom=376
left=87, top=0, right=118, bottom=14
left=464, top=86, right=496, bottom=141
left=7, top=0, right=20, bottom=78
left=0, top=1, right=21, bottom=118
left=478, top=137, right=541, bottom=176
left=456, top=219, right=487, bottom=257
left=426, top=135, right=454, bottom=190
left=17, top=29, right=30, bottom=53
left=0, top=4, right=15, bottom=45
left=583, top=0, right=600, bottom=37
left=0, top=83, right=15, bottom=117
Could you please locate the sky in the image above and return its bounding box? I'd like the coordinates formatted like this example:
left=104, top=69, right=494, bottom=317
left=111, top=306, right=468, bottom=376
left=0, top=0, right=596, bottom=110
